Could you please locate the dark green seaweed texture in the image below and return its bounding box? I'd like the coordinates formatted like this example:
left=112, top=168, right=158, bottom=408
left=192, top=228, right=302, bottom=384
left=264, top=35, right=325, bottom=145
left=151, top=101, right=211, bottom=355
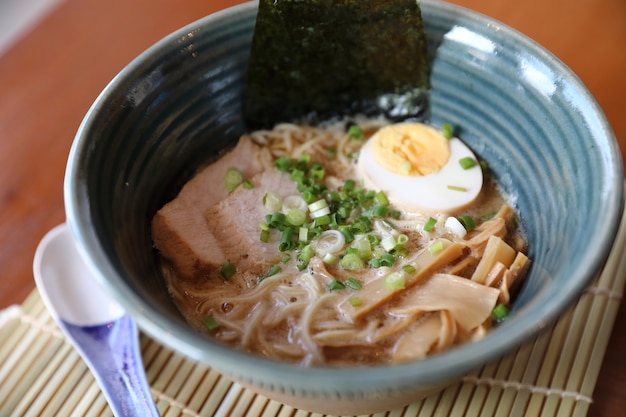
left=244, top=0, right=430, bottom=129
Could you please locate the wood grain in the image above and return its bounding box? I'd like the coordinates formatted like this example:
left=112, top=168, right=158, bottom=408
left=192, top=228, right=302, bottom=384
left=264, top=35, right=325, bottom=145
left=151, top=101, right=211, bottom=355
left=0, top=0, right=623, bottom=416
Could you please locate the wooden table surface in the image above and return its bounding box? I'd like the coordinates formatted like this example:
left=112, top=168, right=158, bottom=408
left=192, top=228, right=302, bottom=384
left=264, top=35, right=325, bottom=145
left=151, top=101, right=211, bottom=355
left=1, top=0, right=624, bottom=415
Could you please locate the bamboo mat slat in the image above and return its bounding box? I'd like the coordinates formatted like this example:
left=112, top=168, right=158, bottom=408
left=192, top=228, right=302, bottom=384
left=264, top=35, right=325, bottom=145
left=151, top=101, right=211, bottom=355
left=1, top=205, right=625, bottom=417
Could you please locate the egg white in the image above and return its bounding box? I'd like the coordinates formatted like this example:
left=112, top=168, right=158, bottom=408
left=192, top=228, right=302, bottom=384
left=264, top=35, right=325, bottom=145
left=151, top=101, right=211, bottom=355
left=357, top=134, right=483, bottom=214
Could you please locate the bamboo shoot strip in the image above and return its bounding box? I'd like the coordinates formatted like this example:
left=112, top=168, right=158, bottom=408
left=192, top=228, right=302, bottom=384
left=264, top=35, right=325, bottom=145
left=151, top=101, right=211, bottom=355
left=244, top=0, right=430, bottom=129
left=339, top=238, right=464, bottom=321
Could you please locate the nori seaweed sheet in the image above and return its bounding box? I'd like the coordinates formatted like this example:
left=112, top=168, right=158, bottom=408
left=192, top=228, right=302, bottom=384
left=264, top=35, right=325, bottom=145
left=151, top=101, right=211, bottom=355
left=243, top=0, right=430, bottom=129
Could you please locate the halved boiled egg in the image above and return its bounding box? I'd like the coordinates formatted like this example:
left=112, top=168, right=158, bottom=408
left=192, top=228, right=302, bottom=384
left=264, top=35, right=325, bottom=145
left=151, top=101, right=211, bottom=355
left=357, top=122, right=483, bottom=214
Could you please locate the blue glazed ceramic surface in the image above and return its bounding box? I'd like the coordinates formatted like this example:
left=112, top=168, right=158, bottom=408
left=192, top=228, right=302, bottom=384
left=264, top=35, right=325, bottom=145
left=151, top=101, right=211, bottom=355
left=64, top=1, right=623, bottom=414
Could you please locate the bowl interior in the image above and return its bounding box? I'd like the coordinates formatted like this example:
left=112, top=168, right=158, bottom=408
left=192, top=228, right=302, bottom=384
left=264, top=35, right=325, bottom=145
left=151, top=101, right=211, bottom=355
left=64, top=0, right=623, bottom=394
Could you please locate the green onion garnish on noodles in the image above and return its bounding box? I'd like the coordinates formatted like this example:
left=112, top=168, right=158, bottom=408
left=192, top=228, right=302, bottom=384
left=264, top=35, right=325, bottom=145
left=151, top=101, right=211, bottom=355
left=224, top=167, right=244, bottom=192
left=349, top=297, right=363, bottom=307
left=220, top=262, right=236, bottom=280
left=259, top=265, right=282, bottom=282
left=459, top=157, right=477, bottom=170
left=492, top=303, right=509, bottom=321
left=340, top=253, right=364, bottom=271
left=263, top=191, right=282, bottom=211
left=457, top=215, right=476, bottom=231
left=287, top=209, right=306, bottom=226
left=384, top=271, right=406, bottom=291
left=348, top=125, right=364, bottom=141
left=201, top=315, right=220, bottom=331
left=441, top=123, right=454, bottom=139
left=447, top=185, right=468, bottom=192
left=345, top=277, right=362, bottom=290
left=402, top=264, right=416, bottom=274
left=327, top=279, right=346, bottom=291
left=429, top=241, right=444, bottom=254
left=423, top=216, right=437, bottom=232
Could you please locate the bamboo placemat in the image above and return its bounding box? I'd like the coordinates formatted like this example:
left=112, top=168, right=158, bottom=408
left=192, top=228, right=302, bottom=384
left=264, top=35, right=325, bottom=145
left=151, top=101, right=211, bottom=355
left=1, top=206, right=625, bottom=417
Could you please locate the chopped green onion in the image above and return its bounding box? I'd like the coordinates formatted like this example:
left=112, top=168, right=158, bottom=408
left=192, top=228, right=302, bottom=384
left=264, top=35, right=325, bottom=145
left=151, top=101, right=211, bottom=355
left=381, top=235, right=397, bottom=252
left=340, top=253, right=364, bottom=271
left=429, top=241, right=444, bottom=254
left=367, top=234, right=381, bottom=246
left=457, top=215, right=476, bottom=231
left=447, top=185, right=468, bottom=192
left=224, top=167, right=244, bottom=192
left=290, top=169, right=305, bottom=182
left=323, top=253, right=339, bottom=265
left=298, top=244, right=315, bottom=265
left=314, top=214, right=331, bottom=226
left=281, top=255, right=291, bottom=264
left=220, top=262, right=236, bottom=280
left=259, top=229, right=270, bottom=243
left=403, top=264, right=416, bottom=274
left=459, top=157, right=478, bottom=170
left=275, top=156, right=292, bottom=172
left=355, top=239, right=372, bottom=260
left=299, top=153, right=311, bottom=163
left=441, top=123, right=454, bottom=139
left=327, top=279, right=346, bottom=291
left=287, top=209, right=306, bottom=226
left=349, top=297, right=363, bottom=307
left=368, top=205, right=390, bottom=218
left=298, top=227, right=310, bottom=242
left=345, top=277, right=362, bottom=290
left=396, top=234, right=409, bottom=246
left=308, top=199, right=328, bottom=212
left=339, top=227, right=355, bottom=243
left=260, top=265, right=282, bottom=281
left=343, top=179, right=356, bottom=192
left=492, top=303, right=509, bottom=321
left=279, top=227, right=294, bottom=251
left=201, top=315, right=220, bottom=331
left=310, top=163, right=325, bottom=180
left=348, top=125, right=364, bottom=141
left=384, top=271, right=406, bottom=291
left=424, top=217, right=437, bottom=232
left=264, top=191, right=282, bottom=211
left=379, top=253, right=396, bottom=267
left=268, top=212, right=286, bottom=228
left=375, top=191, right=390, bottom=206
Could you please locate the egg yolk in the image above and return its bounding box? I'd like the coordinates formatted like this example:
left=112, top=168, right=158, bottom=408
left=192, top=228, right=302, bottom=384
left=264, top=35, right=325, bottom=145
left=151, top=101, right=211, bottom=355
left=371, top=123, right=450, bottom=176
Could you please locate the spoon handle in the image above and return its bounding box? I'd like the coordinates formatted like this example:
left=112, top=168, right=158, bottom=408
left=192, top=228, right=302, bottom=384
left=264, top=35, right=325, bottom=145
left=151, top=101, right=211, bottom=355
left=59, top=315, right=160, bottom=417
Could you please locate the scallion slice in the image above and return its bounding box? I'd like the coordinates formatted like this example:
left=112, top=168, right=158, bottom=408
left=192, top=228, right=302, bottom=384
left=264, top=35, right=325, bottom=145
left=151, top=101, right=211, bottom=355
left=384, top=271, right=406, bottom=291
left=441, top=123, right=454, bottom=139
left=348, top=125, right=364, bottom=141
left=340, top=253, right=364, bottom=271
left=424, top=217, right=437, bottom=232
left=457, top=215, right=476, bottom=231
left=429, top=241, right=444, bottom=254
left=327, top=279, right=346, bottom=291
left=492, top=303, right=509, bottom=321
left=349, top=297, right=363, bottom=307
left=459, top=157, right=477, bottom=170
left=345, top=277, right=362, bottom=290
left=224, top=167, right=244, bottom=192
left=201, top=315, right=220, bottom=331
left=402, top=264, right=416, bottom=274
left=447, top=185, right=468, bottom=192
left=264, top=191, right=283, bottom=211
left=220, top=262, right=236, bottom=280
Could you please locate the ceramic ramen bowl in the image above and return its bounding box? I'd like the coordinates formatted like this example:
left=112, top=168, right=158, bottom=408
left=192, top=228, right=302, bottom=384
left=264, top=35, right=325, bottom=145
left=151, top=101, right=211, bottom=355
left=64, top=0, right=624, bottom=414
